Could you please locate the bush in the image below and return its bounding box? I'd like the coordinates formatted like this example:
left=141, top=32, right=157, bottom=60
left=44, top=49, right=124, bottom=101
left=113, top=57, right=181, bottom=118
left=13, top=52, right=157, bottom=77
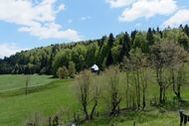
left=68, top=61, right=76, bottom=78
left=56, top=66, right=69, bottom=79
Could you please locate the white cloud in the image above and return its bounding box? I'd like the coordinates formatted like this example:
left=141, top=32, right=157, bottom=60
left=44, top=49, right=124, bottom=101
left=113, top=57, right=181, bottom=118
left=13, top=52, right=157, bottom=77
left=119, top=0, right=177, bottom=22
left=19, top=23, right=81, bottom=41
left=0, top=43, right=26, bottom=59
left=0, top=0, right=81, bottom=41
left=106, top=0, right=136, bottom=8
left=163, top=9, right=189, bottom=27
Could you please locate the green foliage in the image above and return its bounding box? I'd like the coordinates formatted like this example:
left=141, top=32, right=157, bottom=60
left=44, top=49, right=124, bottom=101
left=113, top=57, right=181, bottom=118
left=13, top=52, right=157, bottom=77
left=56, top=66, right=69, bottom=79
left=178, top=31, right=189, bottom=50
left=68, top=61, right=76, bottom=78
left=147, top=28, right=155, bottom=46
left=1, top=25, right=189, bottom=78
left=86, top=43, right=99, bottom=67
left=132, top=32, right=148, bottom=53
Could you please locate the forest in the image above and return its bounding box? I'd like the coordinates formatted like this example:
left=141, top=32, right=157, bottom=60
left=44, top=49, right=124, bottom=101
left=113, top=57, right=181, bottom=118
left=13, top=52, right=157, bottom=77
left=1, top=25, right=189, bottom=78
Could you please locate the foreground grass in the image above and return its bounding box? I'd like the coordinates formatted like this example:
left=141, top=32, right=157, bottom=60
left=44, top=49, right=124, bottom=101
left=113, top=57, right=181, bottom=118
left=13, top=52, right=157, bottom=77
left=84, top=110, right=180, bottom=126
left=0, top=74, right=189, bottom=126
left=0, top=77, right=77, bottom=126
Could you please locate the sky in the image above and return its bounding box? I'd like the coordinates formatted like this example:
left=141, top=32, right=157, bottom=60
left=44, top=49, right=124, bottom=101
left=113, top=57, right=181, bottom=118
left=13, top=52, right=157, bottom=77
left=0, top=0, right=189, bottom=58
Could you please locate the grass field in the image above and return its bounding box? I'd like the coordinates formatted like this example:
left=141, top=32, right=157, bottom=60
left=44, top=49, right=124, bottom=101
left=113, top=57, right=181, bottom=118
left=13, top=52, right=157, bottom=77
left=0, top=75, right=77, bottom=126
left=0, top=74, right=189, bottom=126
left=0, top=74, right=55, bottom=91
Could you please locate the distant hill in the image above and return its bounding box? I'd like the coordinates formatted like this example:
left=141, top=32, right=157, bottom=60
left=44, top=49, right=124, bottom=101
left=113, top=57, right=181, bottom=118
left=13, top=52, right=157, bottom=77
left=0, top=25, right=189, bottom=76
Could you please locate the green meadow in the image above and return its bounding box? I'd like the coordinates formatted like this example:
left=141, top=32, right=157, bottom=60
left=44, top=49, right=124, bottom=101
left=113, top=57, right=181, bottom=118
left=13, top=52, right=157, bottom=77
left=0, top=73, right=189, bottom=126
left=0, top=75, right=76, bottom=126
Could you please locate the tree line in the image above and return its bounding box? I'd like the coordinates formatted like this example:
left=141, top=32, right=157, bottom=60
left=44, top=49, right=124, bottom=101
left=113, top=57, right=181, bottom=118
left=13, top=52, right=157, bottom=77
left=0, top=25, right=189, bottom=79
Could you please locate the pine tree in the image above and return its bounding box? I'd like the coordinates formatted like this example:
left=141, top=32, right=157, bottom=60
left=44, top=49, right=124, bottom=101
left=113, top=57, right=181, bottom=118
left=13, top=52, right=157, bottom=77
left=106, top=33, right=115, bottom=66
left=106, top=50, right=113, bottom=66
left=147, top=28, right=154, bottom=46
left=108, top=33, right=114, bottom=48
left=184, top=24, right=189, bottom=37
left=131, top=30, right=137, bottom=44
left=119, top=32, right=130, bottom=62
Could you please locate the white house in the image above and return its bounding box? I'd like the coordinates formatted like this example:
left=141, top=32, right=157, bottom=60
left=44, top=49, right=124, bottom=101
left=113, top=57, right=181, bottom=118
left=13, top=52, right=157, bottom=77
left=91, top=64, right=100, bottom=73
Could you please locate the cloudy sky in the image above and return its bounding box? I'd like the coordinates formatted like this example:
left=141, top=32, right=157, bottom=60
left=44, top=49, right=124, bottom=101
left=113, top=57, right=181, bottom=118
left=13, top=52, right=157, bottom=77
left=0, top=0, right=189, bottom=58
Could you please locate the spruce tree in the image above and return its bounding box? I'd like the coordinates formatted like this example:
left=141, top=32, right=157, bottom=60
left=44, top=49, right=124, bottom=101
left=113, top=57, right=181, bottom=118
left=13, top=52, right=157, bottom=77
left=119, top=32, right=130, bottom=62
left=108, top=33, right=114, bottom=48
left=147, top=28, right=154, bottom=46
left=106, top=50, right=113, bottom=66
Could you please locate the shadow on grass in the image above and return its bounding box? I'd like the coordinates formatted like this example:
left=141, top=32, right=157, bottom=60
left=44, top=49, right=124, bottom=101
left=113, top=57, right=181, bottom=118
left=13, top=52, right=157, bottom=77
left=83, top=109, right=165, bottom=126
left=156, top=99, right=189, bottom=111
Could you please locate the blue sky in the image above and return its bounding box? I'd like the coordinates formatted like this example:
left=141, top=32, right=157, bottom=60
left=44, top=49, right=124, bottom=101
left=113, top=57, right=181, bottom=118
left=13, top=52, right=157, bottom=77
left=0, top=0, right=189, bottom=58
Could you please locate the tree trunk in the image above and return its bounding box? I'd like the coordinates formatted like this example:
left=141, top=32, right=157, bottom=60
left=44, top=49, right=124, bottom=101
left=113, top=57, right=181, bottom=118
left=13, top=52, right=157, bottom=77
left=172, top=69, right=182, bottom=100
left=82, top=103, right=89, bottom=120
left=171, top=69, right=179, bottom=99
left=142, top=70, right=147, bottom=110
left=136, top=70, right=141, bottom=109
left=177, top=84, right=181, bottom=100
left=163, top=86, right=166, bottom=103
left=110, top=98, right=121, bottom=116
left=142, top=87, right=146, bottom=110
left=126, top=72, right=129, bottom=108
left=159, top=86, right=164, bottom=104
left=90, top=100, right=98, bottom=120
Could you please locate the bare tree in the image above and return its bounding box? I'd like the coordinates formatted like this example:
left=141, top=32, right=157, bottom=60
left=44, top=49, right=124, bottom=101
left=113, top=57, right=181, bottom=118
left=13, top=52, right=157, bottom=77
left=151, top=42, right=170, bottom=104
left=167, top=43, right=188, bottom=100
left=123, top=48, right=149, bottom=110
left=174, top=67, right=187, bottom=100
left=75, top=70, right=100, bottom=120
left=141, top=70, right=149, bottom=110
left=150, top=41, right=187, bottom=104
left=90, top=82, right=100, bottom=120
left=105, top=67, right=122, bottom=116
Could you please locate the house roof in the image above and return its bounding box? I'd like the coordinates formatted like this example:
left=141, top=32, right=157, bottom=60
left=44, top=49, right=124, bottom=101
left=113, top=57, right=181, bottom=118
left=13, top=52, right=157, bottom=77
left=91, top=64, right=99, bottom=71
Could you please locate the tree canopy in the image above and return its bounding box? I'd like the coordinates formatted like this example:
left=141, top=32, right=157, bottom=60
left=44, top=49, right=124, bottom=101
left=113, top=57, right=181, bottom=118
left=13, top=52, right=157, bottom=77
left=0, top=25, right=189, bottom=77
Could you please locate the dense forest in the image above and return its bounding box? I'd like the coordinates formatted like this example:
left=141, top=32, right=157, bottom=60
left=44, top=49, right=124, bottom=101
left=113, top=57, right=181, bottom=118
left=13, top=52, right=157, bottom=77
left=0, top=25, right=189, bottom=78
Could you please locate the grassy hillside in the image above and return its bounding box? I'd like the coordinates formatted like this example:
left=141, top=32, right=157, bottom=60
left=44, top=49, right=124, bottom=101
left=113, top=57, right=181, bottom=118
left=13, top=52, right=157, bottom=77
left=0, top=74, right=55, bottom=91
left=0, top=73, right=189, bottom=126
left=0, top=76, right=77, bottom=126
